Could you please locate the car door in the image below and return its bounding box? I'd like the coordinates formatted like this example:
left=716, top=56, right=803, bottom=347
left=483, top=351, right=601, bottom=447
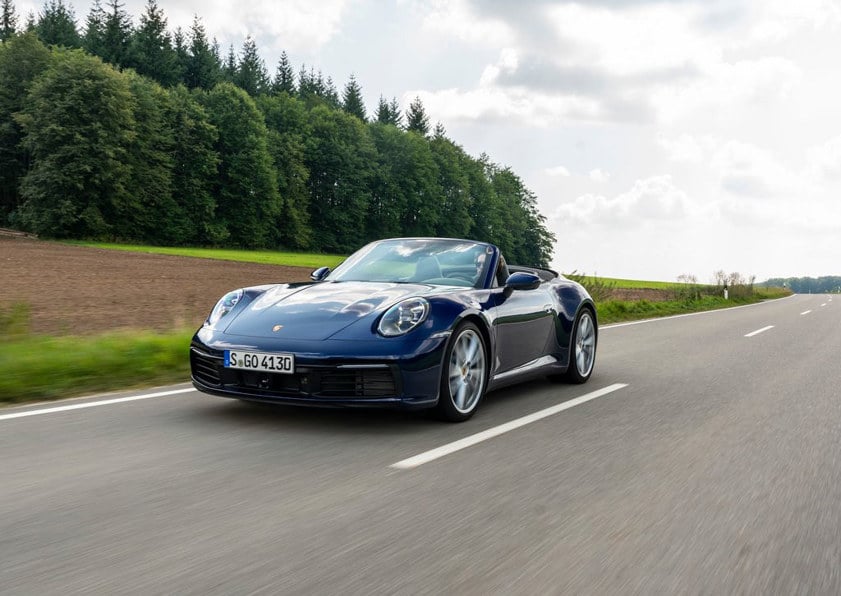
left=491, top=285, right=556, bottom=374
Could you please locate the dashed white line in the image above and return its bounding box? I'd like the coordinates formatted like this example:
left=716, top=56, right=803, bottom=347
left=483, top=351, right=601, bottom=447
left=0, top=388, right=194, bottom=422
left=821, top=303, right=827, bottom=307
left=390, top=383, right=628, bottom=470
left=745, top=326, right=774, bottom=338
left=801, top=310, right=812, bottom=315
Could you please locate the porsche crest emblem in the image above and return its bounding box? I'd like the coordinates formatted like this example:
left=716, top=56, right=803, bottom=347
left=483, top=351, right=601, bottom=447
left=272, top=324, right=284, bottom=332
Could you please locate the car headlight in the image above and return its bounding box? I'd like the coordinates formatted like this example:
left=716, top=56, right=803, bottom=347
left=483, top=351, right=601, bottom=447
left=377, top=298, right=430, bottom=337
left=206, top=289, right=243, bottom=327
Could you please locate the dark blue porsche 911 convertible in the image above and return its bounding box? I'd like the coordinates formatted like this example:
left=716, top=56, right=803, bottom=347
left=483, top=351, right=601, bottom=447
left=190, top=237, right=597, bottom=421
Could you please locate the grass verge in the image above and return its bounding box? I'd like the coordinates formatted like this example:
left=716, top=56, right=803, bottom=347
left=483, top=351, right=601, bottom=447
left=0, top=329, right=194, bottom=404
left=597, top=287, right=791, bottom=325
left=63, top=241, right=346, bottom=269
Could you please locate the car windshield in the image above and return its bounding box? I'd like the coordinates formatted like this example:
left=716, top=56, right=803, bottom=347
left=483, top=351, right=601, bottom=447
left=327, top=239, right=494, bottom=288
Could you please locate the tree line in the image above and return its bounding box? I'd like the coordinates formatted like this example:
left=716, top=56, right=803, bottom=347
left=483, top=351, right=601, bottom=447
left=0, top=0, right=555, bottom=266
left=762, top=277, right=841, bottom=294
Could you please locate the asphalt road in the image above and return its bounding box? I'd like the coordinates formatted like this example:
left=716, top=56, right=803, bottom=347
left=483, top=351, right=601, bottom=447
left=2, top=294, right=839, bottom=594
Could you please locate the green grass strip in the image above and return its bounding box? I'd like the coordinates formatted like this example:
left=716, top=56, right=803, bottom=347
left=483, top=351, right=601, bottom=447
left=597, top=289, right=790, bottom=325
left=595, top=277, right=690, bottom=290
left=63, top=241, right=346, bottom=269
left=0, top=329, right=195, bottom=404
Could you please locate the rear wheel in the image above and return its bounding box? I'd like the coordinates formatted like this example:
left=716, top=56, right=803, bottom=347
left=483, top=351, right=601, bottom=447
left=435, top=322, right=487, bottom=422
left=565, top=308, right=596, bottom=384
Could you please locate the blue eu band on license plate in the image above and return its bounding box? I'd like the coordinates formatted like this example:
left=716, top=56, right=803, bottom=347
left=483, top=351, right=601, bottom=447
left=224, top=350, right=295, bottom=374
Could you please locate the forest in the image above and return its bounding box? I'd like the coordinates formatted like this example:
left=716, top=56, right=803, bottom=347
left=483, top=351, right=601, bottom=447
left=0, top=0, right=555, bottom=266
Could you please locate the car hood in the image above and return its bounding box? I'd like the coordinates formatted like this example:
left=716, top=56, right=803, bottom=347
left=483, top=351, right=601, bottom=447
left=222, top=281, right=442, bottom=340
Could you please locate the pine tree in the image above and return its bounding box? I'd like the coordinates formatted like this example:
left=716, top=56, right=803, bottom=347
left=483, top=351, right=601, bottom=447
left=235, top=35, right=269, bottom=96
left=172, top=25, right=187, bottom=83
left=297, top=64, right=314, bottom=97
left=375, top=95, right=389, bottom=123
left=388, top=96, right=402, bottom=127
left=100, top=0, right=131, bottom=67
left=375, top=95, right=402, bottom=126
left=35, top=0, right=79, bottom=47
left=24, top=10, right=34, bottom=32
left=433, top=121, right=446, bottom=138
left=127, top=0, right=178, bottom=86
left=271, top=50, right=294, bottom=95
left=323, top=75, right=340, bottom=108
left=405, top=95, right=430, bottom=136
left=341, top=73, right=366, bottom=121
left=1, top=0, right=18, bottom=42
left=81, top=0, right=105, bottom=56
left=184, top=15, right=218, bottom=90
left=221, top=43, right=235, bottom=82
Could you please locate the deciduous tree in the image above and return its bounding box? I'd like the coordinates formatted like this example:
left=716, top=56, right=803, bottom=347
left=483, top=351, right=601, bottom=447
left=200, top=82, right=280, bottom=247
left=18, top=50, right=135, bottom=238
left=0, top=32, right=50, bottom=223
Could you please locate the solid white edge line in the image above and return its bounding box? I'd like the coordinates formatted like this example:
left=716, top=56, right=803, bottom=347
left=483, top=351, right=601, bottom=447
left=801, top=310, right=812, bottom=315
left=601, top=294, right=794, bottom=330
left=0, top=388, right=195, bottom=422
left=744, top=325, right=774, bottom=338
left=390, top=383, right=628, bottom=470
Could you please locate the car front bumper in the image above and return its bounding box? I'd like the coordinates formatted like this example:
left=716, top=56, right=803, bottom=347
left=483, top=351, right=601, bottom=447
left=189, top=334, right=449, bottom=409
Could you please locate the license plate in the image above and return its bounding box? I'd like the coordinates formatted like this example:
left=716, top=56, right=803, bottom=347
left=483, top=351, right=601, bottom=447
left=224, top=350, right=295, bottom=374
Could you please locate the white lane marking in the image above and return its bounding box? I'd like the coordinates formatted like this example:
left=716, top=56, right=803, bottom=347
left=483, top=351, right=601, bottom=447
left=0, top=388, right=194, bottom=422
left=801, top=310, right=812, bottom=315
left=390, top=383, right=628, bottom=470
left=744, top=326, right=774, bottom=338
left=602, top=295, right=794, bottom=330
left=821, top=303, right=827, bottom=307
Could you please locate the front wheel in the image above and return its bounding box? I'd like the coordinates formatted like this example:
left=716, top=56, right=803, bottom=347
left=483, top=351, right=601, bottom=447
left=435, top=322, right=487, bottom=422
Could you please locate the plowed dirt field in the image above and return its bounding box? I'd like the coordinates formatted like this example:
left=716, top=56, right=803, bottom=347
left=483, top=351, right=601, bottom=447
left=0, top=237, right=312, bottom=335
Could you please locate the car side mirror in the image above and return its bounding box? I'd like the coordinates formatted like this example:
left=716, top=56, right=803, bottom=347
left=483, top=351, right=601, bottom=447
left=504, top=271, right=541, bottom=291
left=311, top=266, right=331, bottom=282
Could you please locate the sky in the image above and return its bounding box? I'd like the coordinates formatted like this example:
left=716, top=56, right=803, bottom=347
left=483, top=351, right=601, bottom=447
left=19, top=0, right=841, bottom=281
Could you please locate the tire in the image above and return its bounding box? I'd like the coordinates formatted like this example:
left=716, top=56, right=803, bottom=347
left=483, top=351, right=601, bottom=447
left=435, top=322, right=488, bottom=422
left=564, top=308, right=597, bottom=384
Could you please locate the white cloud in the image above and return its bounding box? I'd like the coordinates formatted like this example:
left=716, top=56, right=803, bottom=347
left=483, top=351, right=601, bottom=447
left=552, top=175, right=693, bottom=226
left=405, top=86, right=605, bottom=127
left=545, top=165, right=571, bottom=177
left=710, top=140, right=804, bottom=199
left=658, top=134, right=710, bottom=164
left=807, top=135, right=841, bottom=180
left=588, top=169, right=610, bottom=183
left=652, top=57, right=801, bottom=123
left=416, top=0, right=514, bottom=46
